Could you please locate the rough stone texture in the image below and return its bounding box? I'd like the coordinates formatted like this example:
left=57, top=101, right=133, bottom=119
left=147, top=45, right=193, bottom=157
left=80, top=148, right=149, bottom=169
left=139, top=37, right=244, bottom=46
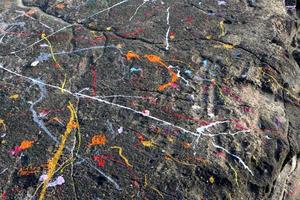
left=0, top=0, right=300, bottom=200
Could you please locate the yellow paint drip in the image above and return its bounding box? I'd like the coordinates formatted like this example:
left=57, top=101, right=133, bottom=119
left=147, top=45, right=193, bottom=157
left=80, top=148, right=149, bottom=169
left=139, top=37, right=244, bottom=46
left=0, top=119, right=6, bottom=127
left=111, top=146, right=133, bottom=167
left=151, top=186, right=164, bottom=199
left=39, top=102, right=76, bottom=200
left=219, top=20, right=225, bottom=37
left=9, top=94, right=19, bottom=100
left=144, top=175, right=164, bottom=199
left=141, top=140, right=155, bottom=147
left=206, top=35, right=213, bottom=40
left=41, top=32, right=59, bottom=65
left=214, top=43, right=235, bottom=49
left=60, top=74, right=67, bottom=93
left=229, top=163, right=239, bottom=187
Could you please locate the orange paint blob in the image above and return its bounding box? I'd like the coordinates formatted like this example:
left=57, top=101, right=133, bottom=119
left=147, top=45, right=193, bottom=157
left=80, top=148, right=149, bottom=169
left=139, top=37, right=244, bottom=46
left=55, top=3, right=65, bottom=9
left=19, top=140, right=34, bottom=150
left=26, top=8, right=38, bottom=16
left=126, top=51, right=141, bottom=60
left=89, top=134, right=106, bottom=147
left=144, top=54, right=179, bottom=91
left=144, top=54, right=162, bottom=63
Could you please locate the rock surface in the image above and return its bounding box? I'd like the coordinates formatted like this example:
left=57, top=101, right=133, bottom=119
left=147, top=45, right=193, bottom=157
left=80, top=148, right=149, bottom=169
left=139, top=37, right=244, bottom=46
left=0, top=0, right=300, bottom=199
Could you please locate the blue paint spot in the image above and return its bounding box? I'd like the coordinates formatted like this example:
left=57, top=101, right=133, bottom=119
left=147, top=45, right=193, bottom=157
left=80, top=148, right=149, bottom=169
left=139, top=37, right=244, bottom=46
left=203, top=59, right=208, bottom=66
left=130, top=67, right=142, bottom=73
left=184, top=70, right=193, bottom=77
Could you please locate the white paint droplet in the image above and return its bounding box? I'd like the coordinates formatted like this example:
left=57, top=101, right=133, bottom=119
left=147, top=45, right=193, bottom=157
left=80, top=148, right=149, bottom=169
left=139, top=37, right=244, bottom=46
left=31, top=60, right=39, bottom=67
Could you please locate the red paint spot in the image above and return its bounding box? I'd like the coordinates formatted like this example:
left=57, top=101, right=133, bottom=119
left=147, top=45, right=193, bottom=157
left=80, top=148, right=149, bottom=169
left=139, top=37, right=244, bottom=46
left=9, top=146, right=22, bottom=156
left=132, top=180, right=140, bottom=188
left=93, top=155, right=106, bottom=168
left=234, top=123, right=247, bottom=131
left=221, top=86, right=231, bottom=94
left=54, top=63, right=60, bottom=68
left=1, top=192, right=6, bottom=200
left=216, top=151, right=225, bottom=158
left=241, top=106, right=252, bottom=113
left=185, top=16, right=194, bottom=24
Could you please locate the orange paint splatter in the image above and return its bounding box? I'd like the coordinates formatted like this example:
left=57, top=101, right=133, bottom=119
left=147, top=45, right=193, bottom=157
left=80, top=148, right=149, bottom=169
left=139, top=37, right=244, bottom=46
left=19, top=140, right=34, bottom=150
left=55, top=3, right=65, bottom=9
left=144, top=54, right=179, bottom=91
left=18, top=164, right=48, bottom=176
left=180, top=141, right=191, bottom=149
left=144, top=54, right=163, bottom=64
left=89, top=134, right=106, bottom=147
left=26, top=8, right=38, bottom=16
left=126, top=51, right=141, bottom=60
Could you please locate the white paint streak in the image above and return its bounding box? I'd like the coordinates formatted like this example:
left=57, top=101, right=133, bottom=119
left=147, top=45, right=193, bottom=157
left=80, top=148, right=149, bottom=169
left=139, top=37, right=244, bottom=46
left=212, top=142, right=254, bottom=176
left=165, top=7, right=171, bottom=50
left=129, top=0, right=149, bottom=21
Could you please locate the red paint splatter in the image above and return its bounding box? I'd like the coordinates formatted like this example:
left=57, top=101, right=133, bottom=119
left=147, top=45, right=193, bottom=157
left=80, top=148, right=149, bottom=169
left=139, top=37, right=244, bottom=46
left=93, top=155, right=107, bottom=168
left=9, top=146, right=22, bottom=156
left=215, top=151, right=226, bottom=158
left=1, top=192, right=6, bottom=200
left=234, top=123, right=247, bottom=131
left=185, top=16, right=194, bottom=24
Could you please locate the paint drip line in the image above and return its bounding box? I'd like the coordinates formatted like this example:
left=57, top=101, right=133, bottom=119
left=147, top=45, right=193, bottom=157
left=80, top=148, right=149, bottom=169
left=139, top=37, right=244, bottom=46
left=85, top=0, right=129, bottom=21
left=4, top=68, right=120, bottom=191
left=0, top=168, right=8, bottom=175
left=29, top=79, right=60, bottom=144
left=129, top=0, right=149, bottom=21
left=10, top=0, right=129, bottom=54
left=0, top=65, right=255, bottom=176
left=202, top=130, right=250, bottom=137
left=0, top=64, right=200, bottom=138
left=165, top=7, right=171, bottom=51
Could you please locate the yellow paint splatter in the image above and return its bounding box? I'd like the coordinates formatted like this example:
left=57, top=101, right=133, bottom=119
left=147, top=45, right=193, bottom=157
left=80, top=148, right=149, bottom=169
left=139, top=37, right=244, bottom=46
left=9, top=94, right=19, bottom=100
left=214, top=43, right=235, bottom=49
left=152, top=187, right=164, bottom=199
left=209, top=176, right=215, bottom=184
left=111, top=146, right=133, bottom=167
left=0, top=118, right=6, bottom=130
left=229, top=163, right=239, bottom=187
left=39, top=102, right=77, bottom=200
left=41, top=32, right=59, bottom=66
left=141, top=140, right=155, bottom=147
left=219, top=20, right=225, bottom=37
left=60, top=74, right=67, bottom=93
left=167, top=136, right=174, bottom=143
left=261, top=69, right=300, bottom=103
left=144, top=175, right=148, bottom=187
left=144, top=174, right=164, bottom=199
left=206, top=35, right=213, bottom=40
left=223, top=44, right=234, bottom=49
